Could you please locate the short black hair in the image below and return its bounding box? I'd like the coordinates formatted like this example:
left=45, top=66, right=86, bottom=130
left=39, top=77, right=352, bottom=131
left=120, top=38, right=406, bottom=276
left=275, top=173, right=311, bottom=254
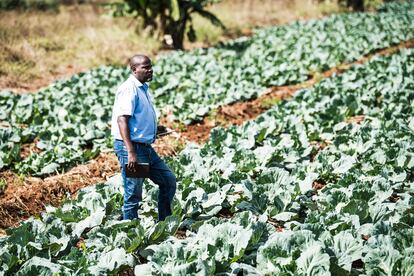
left=129, top=55, right=150, bottom=71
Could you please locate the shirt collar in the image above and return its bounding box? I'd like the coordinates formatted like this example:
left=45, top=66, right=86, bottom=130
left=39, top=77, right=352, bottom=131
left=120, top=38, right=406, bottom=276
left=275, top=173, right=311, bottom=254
left=129, top=74, right=147, bottom=89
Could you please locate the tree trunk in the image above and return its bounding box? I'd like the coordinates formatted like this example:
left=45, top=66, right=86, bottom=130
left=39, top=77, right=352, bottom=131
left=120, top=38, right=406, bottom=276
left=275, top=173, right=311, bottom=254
left=169, top=9, right=188, bottom=50
left=171, top=23, right=185, bottom=50
left=346, top=0, right=364, bottom=11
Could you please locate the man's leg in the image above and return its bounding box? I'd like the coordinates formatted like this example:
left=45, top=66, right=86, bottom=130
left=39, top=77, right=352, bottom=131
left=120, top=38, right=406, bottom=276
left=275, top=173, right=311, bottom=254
left=114, top=140, right=144, bottom=220
left=149, top=147, right=177, bottom=221
left=122, top=176, right=144, bottom=220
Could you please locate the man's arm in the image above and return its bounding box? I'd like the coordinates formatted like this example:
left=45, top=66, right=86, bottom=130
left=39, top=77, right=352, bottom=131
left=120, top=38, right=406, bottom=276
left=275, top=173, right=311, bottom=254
left=117, top=115, right=137, bottom=169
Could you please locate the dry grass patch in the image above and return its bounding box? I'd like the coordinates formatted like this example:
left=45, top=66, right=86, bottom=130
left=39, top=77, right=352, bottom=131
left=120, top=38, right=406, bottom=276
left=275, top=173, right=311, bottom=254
left=0, top=4, right=160, bottom=92
left=189, top=0, right=342, bottom=46
left=1, top=0, right=343, bottom=92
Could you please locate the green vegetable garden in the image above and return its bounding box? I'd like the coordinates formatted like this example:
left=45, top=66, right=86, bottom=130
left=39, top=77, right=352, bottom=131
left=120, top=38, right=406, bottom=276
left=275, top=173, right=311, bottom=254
left=1, top=0, right=414, bottom=275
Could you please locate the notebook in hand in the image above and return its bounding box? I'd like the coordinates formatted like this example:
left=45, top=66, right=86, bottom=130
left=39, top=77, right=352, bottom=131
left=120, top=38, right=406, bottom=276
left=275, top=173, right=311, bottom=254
left=125, top=163, right=150, bottom=178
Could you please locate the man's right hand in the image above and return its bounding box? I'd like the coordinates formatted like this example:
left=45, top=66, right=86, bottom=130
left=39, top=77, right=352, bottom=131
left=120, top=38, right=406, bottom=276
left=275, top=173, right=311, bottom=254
left=127, top=150, right=138, bottom=169
left=117, top=115, right=138, bottom=169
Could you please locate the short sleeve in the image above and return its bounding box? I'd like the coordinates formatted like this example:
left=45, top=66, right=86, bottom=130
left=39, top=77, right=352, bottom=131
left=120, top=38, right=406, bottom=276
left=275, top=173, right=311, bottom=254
left=116, top=88, right=136, bottom=116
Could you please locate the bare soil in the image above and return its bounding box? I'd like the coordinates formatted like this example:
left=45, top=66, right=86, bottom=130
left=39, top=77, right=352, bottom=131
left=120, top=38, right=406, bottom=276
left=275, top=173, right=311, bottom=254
left=1, top=39, right=413, bottom=233
left=0, top=153, right=118, bottom=229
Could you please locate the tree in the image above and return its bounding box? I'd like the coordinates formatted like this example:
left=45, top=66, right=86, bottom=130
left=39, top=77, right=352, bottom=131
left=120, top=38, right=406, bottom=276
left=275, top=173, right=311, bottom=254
left=316, top=0, right=368, bottom=11
left=346, top=0, right=364, bottom=11
left=107, top=0, right=225, bottom=50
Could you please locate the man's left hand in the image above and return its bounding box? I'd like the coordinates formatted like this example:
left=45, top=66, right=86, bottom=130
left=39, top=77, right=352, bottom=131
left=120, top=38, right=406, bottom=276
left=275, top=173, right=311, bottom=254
left=157, top=125, right=168, bottom=136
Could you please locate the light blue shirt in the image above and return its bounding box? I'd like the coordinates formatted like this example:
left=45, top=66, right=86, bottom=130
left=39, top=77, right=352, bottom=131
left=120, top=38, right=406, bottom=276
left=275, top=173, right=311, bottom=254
left=111, top=75, right=157, bottom=144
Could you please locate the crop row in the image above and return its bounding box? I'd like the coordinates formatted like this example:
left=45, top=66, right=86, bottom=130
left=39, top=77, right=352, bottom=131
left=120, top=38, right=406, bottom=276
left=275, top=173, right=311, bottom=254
left=1, top=1, right=414, bottom=176
left=1, top=44, right=413, bottom=274
left=153, top=3, right=414, bottom=123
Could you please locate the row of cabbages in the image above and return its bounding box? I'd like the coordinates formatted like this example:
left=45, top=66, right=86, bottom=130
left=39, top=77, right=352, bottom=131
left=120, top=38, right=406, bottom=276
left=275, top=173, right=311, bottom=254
left=1, top=1, right=414, bottom=176
left=1, top=46, right=413, bottom=275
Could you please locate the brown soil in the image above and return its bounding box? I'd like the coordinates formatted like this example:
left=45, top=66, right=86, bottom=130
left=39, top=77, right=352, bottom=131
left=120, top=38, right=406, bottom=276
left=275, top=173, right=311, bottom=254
left=1, top=39, right=413, bottom=233
left=118, top=267, right=135, bottom=276
left=388, top=194, right=400, bottom=203
left=20, top=137, right=42, bottom=159
left=346, top=115, right=365, bottom=124
left=312, top=180, right=327, bottom=190
left=175, top=229, right=187, bottom=240
left=0, top=153, right=119, bottom=229
left=267, top=217, right=284, bottom=232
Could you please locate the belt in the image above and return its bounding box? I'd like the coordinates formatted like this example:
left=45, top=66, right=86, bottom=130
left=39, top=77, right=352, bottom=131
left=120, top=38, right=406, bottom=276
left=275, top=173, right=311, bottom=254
left=115, top=139, right=152, bottom=147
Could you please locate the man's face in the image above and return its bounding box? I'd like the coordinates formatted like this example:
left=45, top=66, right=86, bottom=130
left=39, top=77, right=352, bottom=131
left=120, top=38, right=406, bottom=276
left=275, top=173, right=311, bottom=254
left=134, top=59, right=153, bottom=83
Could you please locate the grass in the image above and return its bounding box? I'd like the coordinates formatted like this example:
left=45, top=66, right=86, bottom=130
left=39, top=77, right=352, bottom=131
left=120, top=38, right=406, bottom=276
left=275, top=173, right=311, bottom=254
left=1, top=0, right=345, bottom=92
left=207, top=109, right=228, bottom=127
left=0, top=4, right=160, bottom=91
left=259, top=96, right=281, bottom=109
left=0, top=178, right=7, bottom=194
left=189, top=0, right=342, bottom=46
left=170, top=138, right=186, bottom=154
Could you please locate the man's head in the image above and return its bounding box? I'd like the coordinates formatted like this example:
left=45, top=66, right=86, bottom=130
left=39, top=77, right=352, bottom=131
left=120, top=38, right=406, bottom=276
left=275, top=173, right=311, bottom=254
left=129, top=55, right=153, bottom=83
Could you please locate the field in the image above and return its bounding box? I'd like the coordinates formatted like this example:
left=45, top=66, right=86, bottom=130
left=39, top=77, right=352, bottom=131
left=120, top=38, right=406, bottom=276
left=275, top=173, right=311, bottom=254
left=1, top=0, right=414, bottom=275
left=1, top=3, right=413, bottom=176
left=0, top=0, right=340, bottom=92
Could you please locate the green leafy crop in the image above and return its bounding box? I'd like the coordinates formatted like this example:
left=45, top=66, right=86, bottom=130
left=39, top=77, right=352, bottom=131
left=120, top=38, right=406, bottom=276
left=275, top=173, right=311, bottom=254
left=1, top=40, right=413, bottom=275
left=1, top=2, right=414, bottom=176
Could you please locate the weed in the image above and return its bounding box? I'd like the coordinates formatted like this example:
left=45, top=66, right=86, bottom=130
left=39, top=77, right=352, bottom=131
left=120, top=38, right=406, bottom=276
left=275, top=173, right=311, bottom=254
left=170, top=139, right=186, bottom=154
left=170, top=121, right=187, bottom=132
left=260, top=97, right=281, bottom=109
left=0, top=178, right=7, bottom=194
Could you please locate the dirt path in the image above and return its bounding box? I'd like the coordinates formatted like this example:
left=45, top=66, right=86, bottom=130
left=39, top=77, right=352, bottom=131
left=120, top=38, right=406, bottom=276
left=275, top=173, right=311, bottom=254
left=0, top=153, right=117, bottom=230
left=1, top=39, right=413, bottom=232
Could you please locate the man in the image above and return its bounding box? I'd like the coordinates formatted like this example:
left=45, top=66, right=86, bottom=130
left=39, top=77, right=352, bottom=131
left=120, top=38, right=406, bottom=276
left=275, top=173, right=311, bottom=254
left=111, top=54, right=176, bottom=221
